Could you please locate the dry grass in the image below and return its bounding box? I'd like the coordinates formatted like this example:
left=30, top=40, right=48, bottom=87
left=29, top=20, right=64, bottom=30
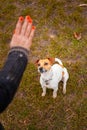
left=0, top=0, right=87, bottom=130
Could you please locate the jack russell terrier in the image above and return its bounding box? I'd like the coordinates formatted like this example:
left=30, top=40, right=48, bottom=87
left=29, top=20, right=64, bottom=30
left=35, top=58, right=69, bottom=98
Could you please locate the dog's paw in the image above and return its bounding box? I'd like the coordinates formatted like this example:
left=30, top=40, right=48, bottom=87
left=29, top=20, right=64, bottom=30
left=63, top=89, right=66, bottom=94
left=53, top=93, right=57, bottom=99
left=42, top=92, right=46, bottom=97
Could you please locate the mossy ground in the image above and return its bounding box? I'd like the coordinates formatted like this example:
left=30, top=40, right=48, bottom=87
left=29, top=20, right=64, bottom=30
left=0, top=0, right=87, bottom=130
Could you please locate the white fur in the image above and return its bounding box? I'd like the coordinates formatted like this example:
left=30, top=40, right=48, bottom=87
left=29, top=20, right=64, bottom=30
left=39, top=58, right=69, bottom=98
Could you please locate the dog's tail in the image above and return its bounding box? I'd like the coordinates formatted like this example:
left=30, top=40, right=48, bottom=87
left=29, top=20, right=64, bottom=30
left=55, top=58, right=63, bottom=66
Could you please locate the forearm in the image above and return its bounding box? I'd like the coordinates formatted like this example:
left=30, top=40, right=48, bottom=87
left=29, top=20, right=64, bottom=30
left=0, top=47, right=29, bottom=113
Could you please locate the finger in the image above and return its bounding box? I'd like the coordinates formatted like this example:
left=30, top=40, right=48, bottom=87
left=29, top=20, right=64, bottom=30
left=15, top=16, right=24, bottom=34
left=21, top=16, right=32, bottom=35
left=25, top=22, right=32, bottom=37
left=28, top=26, right=36, bottom=47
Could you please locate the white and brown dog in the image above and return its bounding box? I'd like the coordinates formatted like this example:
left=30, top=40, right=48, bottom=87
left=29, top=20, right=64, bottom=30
left=36, top=58, right=69, bottom=98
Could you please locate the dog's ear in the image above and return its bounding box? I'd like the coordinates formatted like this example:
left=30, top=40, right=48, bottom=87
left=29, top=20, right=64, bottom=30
left=47, top=58, right=55, bottom=64
left=35, top=59, right=40, bottom=66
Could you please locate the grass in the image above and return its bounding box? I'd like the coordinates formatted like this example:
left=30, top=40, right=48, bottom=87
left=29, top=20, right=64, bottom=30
left=0, top=0, right=87, bottom=130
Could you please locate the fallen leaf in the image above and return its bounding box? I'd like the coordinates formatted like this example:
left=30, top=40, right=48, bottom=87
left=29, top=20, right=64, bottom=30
left=73, top=32, right=82, bottom=40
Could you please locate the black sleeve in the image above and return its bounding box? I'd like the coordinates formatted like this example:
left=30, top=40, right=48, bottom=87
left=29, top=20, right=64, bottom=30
left=0, top=47, right=29, bottom=113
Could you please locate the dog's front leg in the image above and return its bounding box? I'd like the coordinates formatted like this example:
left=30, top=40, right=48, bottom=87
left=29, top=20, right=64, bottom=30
left=42, top=86, right=46, bottom=97
left=53, top=87, right=58, bottom=98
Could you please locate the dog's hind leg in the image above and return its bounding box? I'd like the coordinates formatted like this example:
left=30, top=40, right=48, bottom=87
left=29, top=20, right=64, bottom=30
left=63, top=80, right=67, bottom=94
left=63, top=68, right=69, bottom=94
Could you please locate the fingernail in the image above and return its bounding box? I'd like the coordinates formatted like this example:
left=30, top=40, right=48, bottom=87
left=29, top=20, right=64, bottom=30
left=29, top=19, right=33, bottom=23
left=26, top=15, right=33, bottom=23
left=26, top=15, right=31, bottom=20
left=32, top=26, right=36, bottom=30
left=19, top=16, right=24, bottom=21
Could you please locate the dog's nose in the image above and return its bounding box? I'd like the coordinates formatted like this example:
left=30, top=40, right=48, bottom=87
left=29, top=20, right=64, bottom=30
left=39, top=67, right=43, bottom=71
left=39, top=67, right=43, bottom=73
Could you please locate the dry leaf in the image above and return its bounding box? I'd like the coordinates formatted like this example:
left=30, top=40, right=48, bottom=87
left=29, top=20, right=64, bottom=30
left=73, top=32, right=82, bottom=40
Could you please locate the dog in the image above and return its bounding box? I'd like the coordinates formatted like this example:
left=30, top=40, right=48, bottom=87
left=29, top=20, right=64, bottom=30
left=35, top=58, right=69, bottom=98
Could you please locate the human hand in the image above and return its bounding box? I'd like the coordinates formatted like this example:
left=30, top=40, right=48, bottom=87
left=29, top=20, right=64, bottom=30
left=10, top=16, right=35, bottom=50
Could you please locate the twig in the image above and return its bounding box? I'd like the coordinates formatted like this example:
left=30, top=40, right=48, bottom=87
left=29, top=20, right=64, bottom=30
left=79, top=4, right=87, bottom=7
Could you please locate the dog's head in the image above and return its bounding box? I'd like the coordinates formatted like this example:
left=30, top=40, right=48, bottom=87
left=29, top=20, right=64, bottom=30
left=35, top=58, right=55, bottom=73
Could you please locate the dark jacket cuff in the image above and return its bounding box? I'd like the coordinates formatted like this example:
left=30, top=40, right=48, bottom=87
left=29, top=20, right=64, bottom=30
left=8, top=47, right=29, bottom=60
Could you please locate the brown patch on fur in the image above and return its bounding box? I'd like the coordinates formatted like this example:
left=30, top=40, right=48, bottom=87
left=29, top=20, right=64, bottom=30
left=47, top=58, right=55, bottom=65
left=35, top=59, right=40, bottom=66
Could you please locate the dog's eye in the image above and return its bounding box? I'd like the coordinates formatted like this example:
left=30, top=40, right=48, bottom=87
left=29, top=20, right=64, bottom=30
left=38, top=63, right=40, bottom=66
left=44, top=62, right=48, bottom=65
